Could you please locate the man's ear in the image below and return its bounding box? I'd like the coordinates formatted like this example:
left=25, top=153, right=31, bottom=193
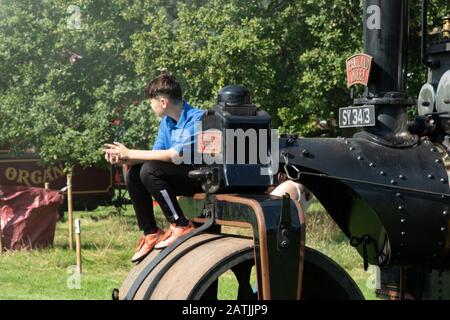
left=160, top=97, right=169, bottom=109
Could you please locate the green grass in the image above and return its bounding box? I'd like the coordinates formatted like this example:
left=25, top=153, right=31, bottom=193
left=0, top=207, right=140, bottom=300
left=305, top=201, right=377, bottom=300
left=0, top=201, right=377, bottom=300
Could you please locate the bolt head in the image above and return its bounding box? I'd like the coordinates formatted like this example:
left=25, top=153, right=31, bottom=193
left=280, top=240, right=289, bottom=248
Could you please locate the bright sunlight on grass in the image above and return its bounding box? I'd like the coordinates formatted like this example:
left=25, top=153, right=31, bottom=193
left=0, top=200, right=376, bottom=300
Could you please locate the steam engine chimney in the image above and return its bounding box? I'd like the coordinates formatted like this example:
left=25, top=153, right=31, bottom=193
left=354, top=0, right=416, bottom=147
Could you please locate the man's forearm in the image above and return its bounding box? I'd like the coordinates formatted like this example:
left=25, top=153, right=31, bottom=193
left=127, top=149, right=177, bottom=163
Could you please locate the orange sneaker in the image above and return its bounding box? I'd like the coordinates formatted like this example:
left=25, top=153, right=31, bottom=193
left=131, top=229, right=163, bottom=263
left=154, top=221, right=195, bottom=249
left=159, top=223, right=175, bottom=243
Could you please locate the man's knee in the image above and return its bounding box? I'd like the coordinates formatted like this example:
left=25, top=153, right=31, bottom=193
left=139, top=161, right=163, bottom=185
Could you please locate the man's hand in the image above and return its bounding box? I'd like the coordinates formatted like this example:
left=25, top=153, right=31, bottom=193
left=104, top=151, right=118, bottom=164
left=104, top=142, right=130, bottom=161
left=103, top=141, right=177, bottom=163
left=105, top=153, right=134, bottom=167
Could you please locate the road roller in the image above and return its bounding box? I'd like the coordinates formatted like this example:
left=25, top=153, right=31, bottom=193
left=117, top=0, right=450, bottom=300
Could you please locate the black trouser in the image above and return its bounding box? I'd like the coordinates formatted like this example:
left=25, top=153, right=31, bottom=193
left=125, top=160, right=203, bottom=234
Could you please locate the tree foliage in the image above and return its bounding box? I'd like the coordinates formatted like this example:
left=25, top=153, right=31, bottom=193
left=125, top=0, right=364, bottom=135
left=0, top=0, right=156, bottom=170
left=0, top=0, right=448, bottom=169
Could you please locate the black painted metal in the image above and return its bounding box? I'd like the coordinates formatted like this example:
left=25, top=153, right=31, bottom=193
left=356, top=0, right=416, bottom=147
left=277, top=194, right=292, bottom=251
left=118, top=0, right=450, bottom=301
left=363, top=0, right=408, bottom=95
left=181, top=193, right=304, bottom=299
left=232, top=260, right=257, bottom=300
left=301, top=247, right=364, bottom=300
left=217, top=85, right=252, bottom=107
left=279, top=135, right=449, bottom=268
left=197, top=85, right=273, bottom=194
left=299, top=172, right=449, bottom=198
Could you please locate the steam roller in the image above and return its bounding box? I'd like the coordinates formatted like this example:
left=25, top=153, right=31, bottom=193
left=117, top=0, right=450, bottom=300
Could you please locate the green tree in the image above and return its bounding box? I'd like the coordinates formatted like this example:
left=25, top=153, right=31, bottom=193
left=124, top=0, right=365, bottom=136
left=125, top=0, right=449, bottom=137
left=1, top=0, right=448, bottom=170
left=0, top=0, right=157, bottom=170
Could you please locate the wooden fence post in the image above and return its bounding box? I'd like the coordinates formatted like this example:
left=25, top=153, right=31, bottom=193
left=75, top=219, right=82, bottom=274
left=67, top=174, right=74, bottom=251
left=0, top=220, right=3, bottom=255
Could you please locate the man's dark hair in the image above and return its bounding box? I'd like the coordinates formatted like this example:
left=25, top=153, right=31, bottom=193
left=144, top=73, right=182, bottom=102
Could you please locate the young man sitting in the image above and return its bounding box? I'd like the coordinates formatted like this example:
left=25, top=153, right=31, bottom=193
left=104, top=73, right=205, bottom=263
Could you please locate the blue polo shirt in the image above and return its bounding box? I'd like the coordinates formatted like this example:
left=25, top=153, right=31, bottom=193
left=152, top=101, right=205, bottom=155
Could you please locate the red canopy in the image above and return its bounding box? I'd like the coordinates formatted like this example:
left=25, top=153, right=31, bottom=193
left=0, top=185, right=63, bottom=250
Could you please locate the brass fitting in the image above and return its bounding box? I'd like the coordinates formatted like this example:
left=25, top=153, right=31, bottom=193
left=442, top=15, right=450, bottom=39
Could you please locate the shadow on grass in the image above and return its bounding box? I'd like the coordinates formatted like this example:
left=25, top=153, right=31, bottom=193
left=53, top=242, right=133, bottom=251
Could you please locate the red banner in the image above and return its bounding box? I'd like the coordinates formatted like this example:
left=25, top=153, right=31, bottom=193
left=0, top=185, right=63, bottom=250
